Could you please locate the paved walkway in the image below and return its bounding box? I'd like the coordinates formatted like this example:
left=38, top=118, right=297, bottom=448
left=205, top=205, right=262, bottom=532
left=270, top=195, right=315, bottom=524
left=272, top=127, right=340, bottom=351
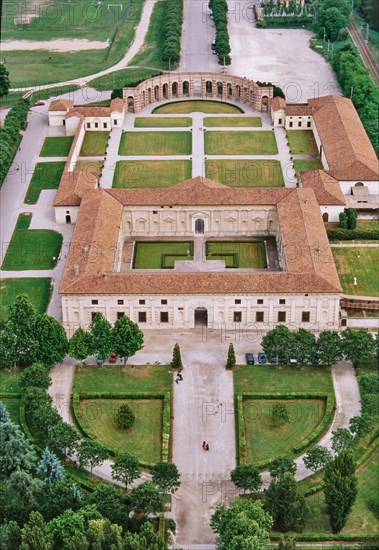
left=330, top=243, right=379, bottom=248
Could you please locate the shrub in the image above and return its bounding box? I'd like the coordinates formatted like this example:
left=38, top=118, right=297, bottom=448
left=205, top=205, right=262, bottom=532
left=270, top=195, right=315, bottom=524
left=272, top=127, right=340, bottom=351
left=115, top=403, right=135, bottom=430
left=339, top=211, right=348, bottom=229
left=271, top=402, right=290, bottom=427
left=327, top=228, right=379, bottom=240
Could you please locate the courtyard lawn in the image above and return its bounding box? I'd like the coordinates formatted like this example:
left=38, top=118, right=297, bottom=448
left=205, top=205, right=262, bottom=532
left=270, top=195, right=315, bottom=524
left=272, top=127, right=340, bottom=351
left=1, top=213, right=63, bottom=271
left=205, top=130, right=278, bottom=155
left=206, top=241, right=266, bottom=268
left=1, top=398, right=21, bottom=425
left=80, top=132, right=109, bottom=156
left=74, top=160, right=104, bottom=176
left=118, top=131, right=192, bottom=156
left=0, top=369, right=23, bottom=394
left=25, top=162, right=65, bottom=204
left=204, top=117, right=262, bottom=127
left=134, top=241, right=193, bottom=269
left=0, top=278, right=52, bottom=322
left=153, top=100, right=244, bottom=114
left=135, top=117, right=192, bottom=128
left=113, top=160, right=192, bottom=188
left=332, top=247, right=379, bottom=297
left=206, top=159, right=284, bottom=187
left=40, top=137, right=74, bottom=157
left=356, top=219, right=379, bottom=231
left=79, top=399, right=163, bottom=464
left=243, top=398, right=326, bottom=465
left=293, top=159, right=323, bottom=181
left=287, top=130, right=319, bottom=154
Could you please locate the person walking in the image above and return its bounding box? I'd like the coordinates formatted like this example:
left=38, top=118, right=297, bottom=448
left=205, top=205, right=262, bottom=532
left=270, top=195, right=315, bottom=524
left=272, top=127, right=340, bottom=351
left=205, top=444, right=209, bottom=451
left=202, top=441, right=206, bottom=449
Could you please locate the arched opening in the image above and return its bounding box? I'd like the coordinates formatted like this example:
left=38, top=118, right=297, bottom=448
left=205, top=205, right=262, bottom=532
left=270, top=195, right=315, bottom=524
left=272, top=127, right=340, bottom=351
left=206, top=80, right=212, bottom=96
left=244, top=87, right=248, bottom=101
left=148, top=88, right=152, bottom=103
left=172, top=82, right=178, bottom=98
left=217, top=81, right=223, bottom=98
left=66, top=211, right=71, bottom=224
left=127, top=96, right=134, bottom=112
left=154, top=86, right=159, bottom=101
left=227, top=83, right=232, bottom=97
left=183, top=81, right=189, bottom=97
left=194, top=307, right=208, bottom=326
left=322, top=212, right=329, bottom=222
left=163, top=83, right=168, bottom=99
left=250, top=90, right=254, bottom=103
left=195, top=219, right=205, bottom=234
left=261, top=95, right=269, bottom=112
left=236, top=85, right=241, bottom=99
left=142, top=90, right=146, bottom=106
left=355, top=182, right=364, bottom=186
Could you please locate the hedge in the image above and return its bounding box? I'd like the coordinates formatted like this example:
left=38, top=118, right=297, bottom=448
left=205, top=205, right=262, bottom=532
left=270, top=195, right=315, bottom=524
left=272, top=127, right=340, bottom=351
left=236, top=395, right=247, bottom=464
left=0, top=392, right=22, bottom=398
left=162, top=0, right=183, bottom=65
left=270, top=533, right=379, bottom=542
left=209, top=0, right=231, bottom=64
left=292, top=395, right=335, bottom=454
left=0, top=98, right=30, bottom=187
left=327, top=228, right=379, bottom=241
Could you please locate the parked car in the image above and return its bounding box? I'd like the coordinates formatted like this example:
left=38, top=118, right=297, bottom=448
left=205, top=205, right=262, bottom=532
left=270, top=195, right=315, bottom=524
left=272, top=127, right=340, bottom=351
left=34, top=101, right=45, bottom=106
left=96, top=356, right=103, bottom=365
left=109, top=352, right=118, bottom=363
left=289, top=358, right=298, bottom=365
left=258, top=352, right=266, bottom=364
left=245, top=353, right=255, bottom=365
left=267, top=354, right=277, bottom=364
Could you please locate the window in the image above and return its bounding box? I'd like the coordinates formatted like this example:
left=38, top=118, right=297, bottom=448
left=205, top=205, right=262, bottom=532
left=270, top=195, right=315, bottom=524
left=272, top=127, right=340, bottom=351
left=161, top=299, right=167, bottom=305
left=117, top=312, right=124, bottom=319
left=139, top=299, right=145, bottom=305
left=160, top=312, right=169, bottom=323
left=307, top=121, right=311, bottom=128
left=138, top=312, right=147, bottom=323
left=86, top=122, right=91, bottom=129
left=279, top=299, right=286, bottom=305
left=234, top=312, right=242, bottom=323
left=289, top=121, right=293, bottom=128
left=278, top=311, right=286, bottom=322
left=302, top=311, right=310, bottom=322
left=114, top=120, right=118, bottom=126
left=103, top=123, right=107, bottom=129
left=91, top=299, right=98, bottom=305
left=153, top=210, right=157, bottom=214
left=298, top=121, right=302, bottom=127
left=278, top=118, right=282, bottom=125
left=117, top=299, right=124, bottom=305
left=91, top=312, right=97, bottom=322
left=235, top=299, right=241, bottom=304
left=256, top=312, right=264, bottom=322
left=257, top=299, right=264, bottom=305
left=178, top=307, right=184, bottom=311
left=94, top=122, right=99, bottom=128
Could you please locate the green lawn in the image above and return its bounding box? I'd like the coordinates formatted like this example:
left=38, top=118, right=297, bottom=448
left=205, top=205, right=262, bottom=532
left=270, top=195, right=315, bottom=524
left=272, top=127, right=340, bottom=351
left=80, top=132, right=109, bottom=156
left=204, top=117, right=262, bottom=127
left=287, top=130, right=318, bottom=154
left=332, top=247, right=379, bottom=297
left=0, top=369, right=23, bottom=394
left=205, top=130, right=277, bottom=155
left=1, top=213, right=63, bottom=271
left=1, top=398, right=21, bottom=424
left=206, top=241, right=266, bottom=268
left=40, top=137, right=74, bottom=157
left=244, top=398, right=326, bottom=465
left=356, top=220, right=379, bottom=231
left=113, top=160, right=192, bottom=188
left=74, top=160, right=104, bottom=176
left=206, top=160, right=284, bottom=187
left=119, top=131, right=192, bottom=156
left=153, top=100, right=244, bottom=114
left=89, top=68, right=163, bottom=92
left=25, top=162, right=65, bottom=204
left=0, top=278, right=52, bottom=322
left=135, top=117, right=192, bottom=128
left=293, top=159, right=323, bottom=181
left=79, top=399, right=163, bottom=464
left=133, top=241, right=193, bottom=269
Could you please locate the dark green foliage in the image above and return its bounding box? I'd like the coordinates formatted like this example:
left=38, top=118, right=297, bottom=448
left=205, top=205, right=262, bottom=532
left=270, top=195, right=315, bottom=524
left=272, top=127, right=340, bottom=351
left=115, top=403, right=135, bottom=430
left=33, top=315, right=68, bottom=367
left=90, top=313, right=113, bottom=361
left=358, top=372, right=379, bottom=416
left=69, top=328, right=92, bottom=362
left=20, top=363, right=51, bottom=390
left=170, top=343, right=182, bottom=369
left=77, top=440, right=108, bottom=475
left=316, top=331, right=343, bottom=367
left=38, top=478, right=84, bottom=522
left=48, top=509, right=88, bottom=550
left=0, top=99, right=29, bottom=187
left=152, top=461, right=181, bottom=494
left=339, top=211, right=348, bottom=229
left=303, top=445, right=331, bottom=472
left=341, top=328, right=377, bottom=368
left=47, top=422, right=80, bottom=457
left=0, top=520, right=21, bottom=550
left=265, top=472, right=307, bottom=532
left=331, top=428, right=354, bottom=454
left=1, top=294, right=38, bottom=368
left=262, top=325, right=295, bottom=363
left=162, top=0, right=183, bottom=65
left=257, top=81, right=285, bottom=99
left=0, top=421, right=37, bottom=478
left=89, top=484, right=128, bottom=527
left=293, top=329, right=317, bottom=366
left=111, top=451, right=141, bottom=490
left=112, top=315, right=144, bottom=365
left=328, top=228, right=379, bottom=240
left=271, top=403, right=290, bottom=428
left=123, top=521, right=167, bottom=550
left=129, top=481, right=164, bottom=515
left=355, top=0, right=379, bottom=30
left=349, top=413, right=374, bottom=438
left=269, top=456, right=296, bottom=481
left=230, top=464, right=262, bottom=493
left=226, top=342, right=236, bottom=369
left=0, top=63, right=10, bottom=98
left=209, top=0, right=232, bottom=64
left=111, top=88, right=123, bottom=99
left=324, top=450, right=357, bottom=533
left=346, top=208, right=357, bottom=230
left=19, top=511, right=52, bottom=550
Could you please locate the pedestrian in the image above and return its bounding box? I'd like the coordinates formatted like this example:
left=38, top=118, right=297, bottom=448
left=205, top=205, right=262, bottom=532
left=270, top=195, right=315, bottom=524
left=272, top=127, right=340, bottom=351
left=178, top=373, right=183, bottom=381
left=202, top=441, right=206, bottom=449
left=175, top=377, right=179, bottom=384
left=205, top=444, right=209, bottom=451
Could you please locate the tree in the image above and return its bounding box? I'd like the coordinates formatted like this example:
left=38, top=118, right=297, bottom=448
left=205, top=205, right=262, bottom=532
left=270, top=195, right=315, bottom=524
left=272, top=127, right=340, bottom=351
left=34, top=315, right=68, bottom=367
left=90, top=313, right=113, bottom=360
left=262, top=325, right=295, bottom=364
left=170, top=343, right=183, bottom=370
left=1, top=521, right=21, bottom=550
left=24, top=387, right=52, bottom=415
left=38, top=478, right=83, bottom=522
left=47, top=421, right=80, bottom=457
left=19, top=511, right=52, bottom=550
left=20, top=363, right=51, bottom=390
left=69, top=327, right=92, bottom=362
left=123, top=521, right=166, bottom=550
left=324, top=7, right=349, bottom=41
left=316, top=331, right=343, bottom=367
left=86, top=518, right=122, bottom=550
left=230, top=464, right=262, bottom=493
left=7, top=469, right=41, bottom=507
left=2, top=295, right=38, bottom=367
left=226, top=343, right=236, bottom=369
left=331, top=428, right=354, bottom=454
left=78, top=440, right=108, bottom=475
left=265, top=472, right=307, bottom=532
left=341, top=328, right=377, bottom=368
left=278, top=536, right=296, bottom=550
left=349, top=413, right=374, bottom=438
left=48, top=509, right=88, bottom=550
left=346, top=208, right=357, bottom=230
left=293, top=329, right=317, bottom=365
left=211, top=497, right=273, bottom=550
left=30, top=404, right=60, bottom=437
left=129, top=481, right=164, bottom=515
left=111, top=451, right=140, bottom=490
left=339, top=211, right=348, bottom=229
left=112, top=315, right=144, bottom=365
left=0, top=64, right=10, bottom=98
left=36, top=448, right=65, bottom=486
left=152, top=461, right=181, bottom=494
left=324, top=450, right=357, bottom=533
left=0, top=401, right=11, bottom=424
left=115, top=403, right=135, bottom=430
left=269, top=456, right=296, bottom=481
left=303, top=445, right=331, bottom=472
left=271, top=403, right=290, bottom=428
left=0, top=421, right=37, bottom=478
left=89, top=484, right=128, bottom=527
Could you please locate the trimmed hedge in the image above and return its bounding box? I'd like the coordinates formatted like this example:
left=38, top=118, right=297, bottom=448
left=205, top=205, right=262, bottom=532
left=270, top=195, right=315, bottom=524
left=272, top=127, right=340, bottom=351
left=270, top=533, right=379, bottom=542
left=327, top=228, right=379, bottom=240
left=0, top=98, right=30, bottom=187
left=209, top=0, right=231, bottom=64
left=236, top=395, right=247, bottom=464
left=162, top=0, right=183, bottom=65
left=292, top=395, right=335, bottom=454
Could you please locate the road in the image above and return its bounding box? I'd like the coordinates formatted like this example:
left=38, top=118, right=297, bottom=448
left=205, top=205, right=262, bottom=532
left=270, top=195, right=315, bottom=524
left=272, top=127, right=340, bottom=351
left=349, top=16, right=379, bottom=85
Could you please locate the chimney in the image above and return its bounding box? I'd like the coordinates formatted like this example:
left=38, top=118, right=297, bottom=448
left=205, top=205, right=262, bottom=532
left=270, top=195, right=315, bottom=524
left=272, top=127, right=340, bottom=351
left=74, top=264, right=80, bottom=275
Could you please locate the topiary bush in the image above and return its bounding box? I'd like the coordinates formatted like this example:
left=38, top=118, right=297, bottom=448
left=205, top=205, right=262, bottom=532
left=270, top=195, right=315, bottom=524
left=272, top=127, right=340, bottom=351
left=115, top=403, right=135, bottom=430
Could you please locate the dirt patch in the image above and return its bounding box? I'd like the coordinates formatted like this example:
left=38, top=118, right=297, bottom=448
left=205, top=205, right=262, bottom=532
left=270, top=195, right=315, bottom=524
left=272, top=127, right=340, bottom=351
left=2, top=39, right=108, bottom=52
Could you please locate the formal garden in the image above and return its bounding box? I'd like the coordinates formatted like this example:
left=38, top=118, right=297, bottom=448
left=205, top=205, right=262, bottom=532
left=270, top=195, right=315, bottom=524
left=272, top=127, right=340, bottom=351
left=135, top=117, right=192, bottom=127
left=286, top=130, right=319, bottom=155
left=80, top=131, right=109, bottom=157
left=204, top=130, right=278, bottom=155
left=206, top=159, right=284, bottom=187
left=203, top=116, right=262, bottom=127
left=118, top=131, right=192, bottom=156
left=332, top=247, right=379, bottom=297
left=39, top=137, right=74, bottom=157
left=24, top=162, right=65, bottom=204
left=153, top=100, right=244, bottom=114
left=133, top=241, right=194, bottom=269
left=113, top=160, right=192, bottom=188
left=206, top=240, right=267, bottom=268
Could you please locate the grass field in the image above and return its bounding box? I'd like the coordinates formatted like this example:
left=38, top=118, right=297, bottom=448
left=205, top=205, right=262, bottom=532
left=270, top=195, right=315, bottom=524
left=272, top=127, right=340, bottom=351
left=133, top=242, right=193, bottom=269
left=74, top=160, right=104, bottom=176
left=293, top=159, right=323, bottom=181
left=135, top=117, right=192, bottom=128
left=0, top=278, right=52, bottom=322
left=206, top=160, right=284, bottom=187
left=204, top=130, right=278, bottom=155
left=287, top=130, right=319, bottom=154
left=332, top=247, right=379, bottom=297
left=119, top=131, right=192, bottom=156
left=204, top=117, right=262, bottom=127
left=89, top=68, right=162, bottom=92
left=206, top=241, right=266, bottom=268
left=356, top=220, right=379, bottom=231
left=79, top=398, right=163, bottom=464
left=1, top=213, right=63, bottom=271
left=0, top=369, right=23, bottom=394
left=80, top=132, right=109, bottom=156
left=40, top=137, right=74, bottom=157
left=113, top=160, right=192, bottom=188
left=25, top=162, right=65, bottom=204
left=153, top=100, right=244, bottom=114
left=1, top=398, right=21, bottom=424
left=243, top=398, right=326, bottom=465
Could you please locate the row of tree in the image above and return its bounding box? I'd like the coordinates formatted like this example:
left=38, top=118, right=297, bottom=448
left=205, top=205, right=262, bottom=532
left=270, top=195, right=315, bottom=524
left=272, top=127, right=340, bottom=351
left=339, top=207, right=357, bottom=230
left=0, top=97, right=30, bottom=187
left=315, top=0, right=352, bottom=41
left=162, top=0, right=183, bottom=65
left=209, top=0, right=231, bottom=65
left=262, top=325, right=377, bottom=367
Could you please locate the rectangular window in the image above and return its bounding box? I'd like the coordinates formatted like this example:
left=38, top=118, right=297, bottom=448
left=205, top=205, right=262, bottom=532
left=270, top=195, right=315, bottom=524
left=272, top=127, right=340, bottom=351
left=235, top=299, right=241, bottom=304
left=91, top=299, right=98, bottom=305
left=234, top=312, right=242, bottom=323
left=257, top=299, right=264, bottom=305
left=114, top=120, right=118, bottom=126
left=302, top=311, right=310, bottom=322
left=278, top=311, right=286, bottom=323
left=139, top=299, right=145, bottom=305
left=178, top=307, right=184, bottom=311
left=138, top=312, right=147, bottom=323
left=94, top=122, right=99, bottom=128
left=117, top=299, right=124, bottom=305
left=160, top=312, right=169, bottom=323
left=298, top=121, right=302, bottom=127
left=278, top=118, right=282, bottom=125
left=86, top=122, right=90, bottom=129
left=289, top=121, right=293, bottom=128
left=117, top=312, right=124, bottom=319
left=91, top=312, right=97, bottom=322
left=161, top=299, right=167, bottom=305
left=153, top=210, right=157, bottom=214
left=307, top=121, right=311, bottom=128
left=256, top=311, right=264, bottom=322
left=279, top=299, right=286, bottom=305
left=103, top=123, right=107, bottom=129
